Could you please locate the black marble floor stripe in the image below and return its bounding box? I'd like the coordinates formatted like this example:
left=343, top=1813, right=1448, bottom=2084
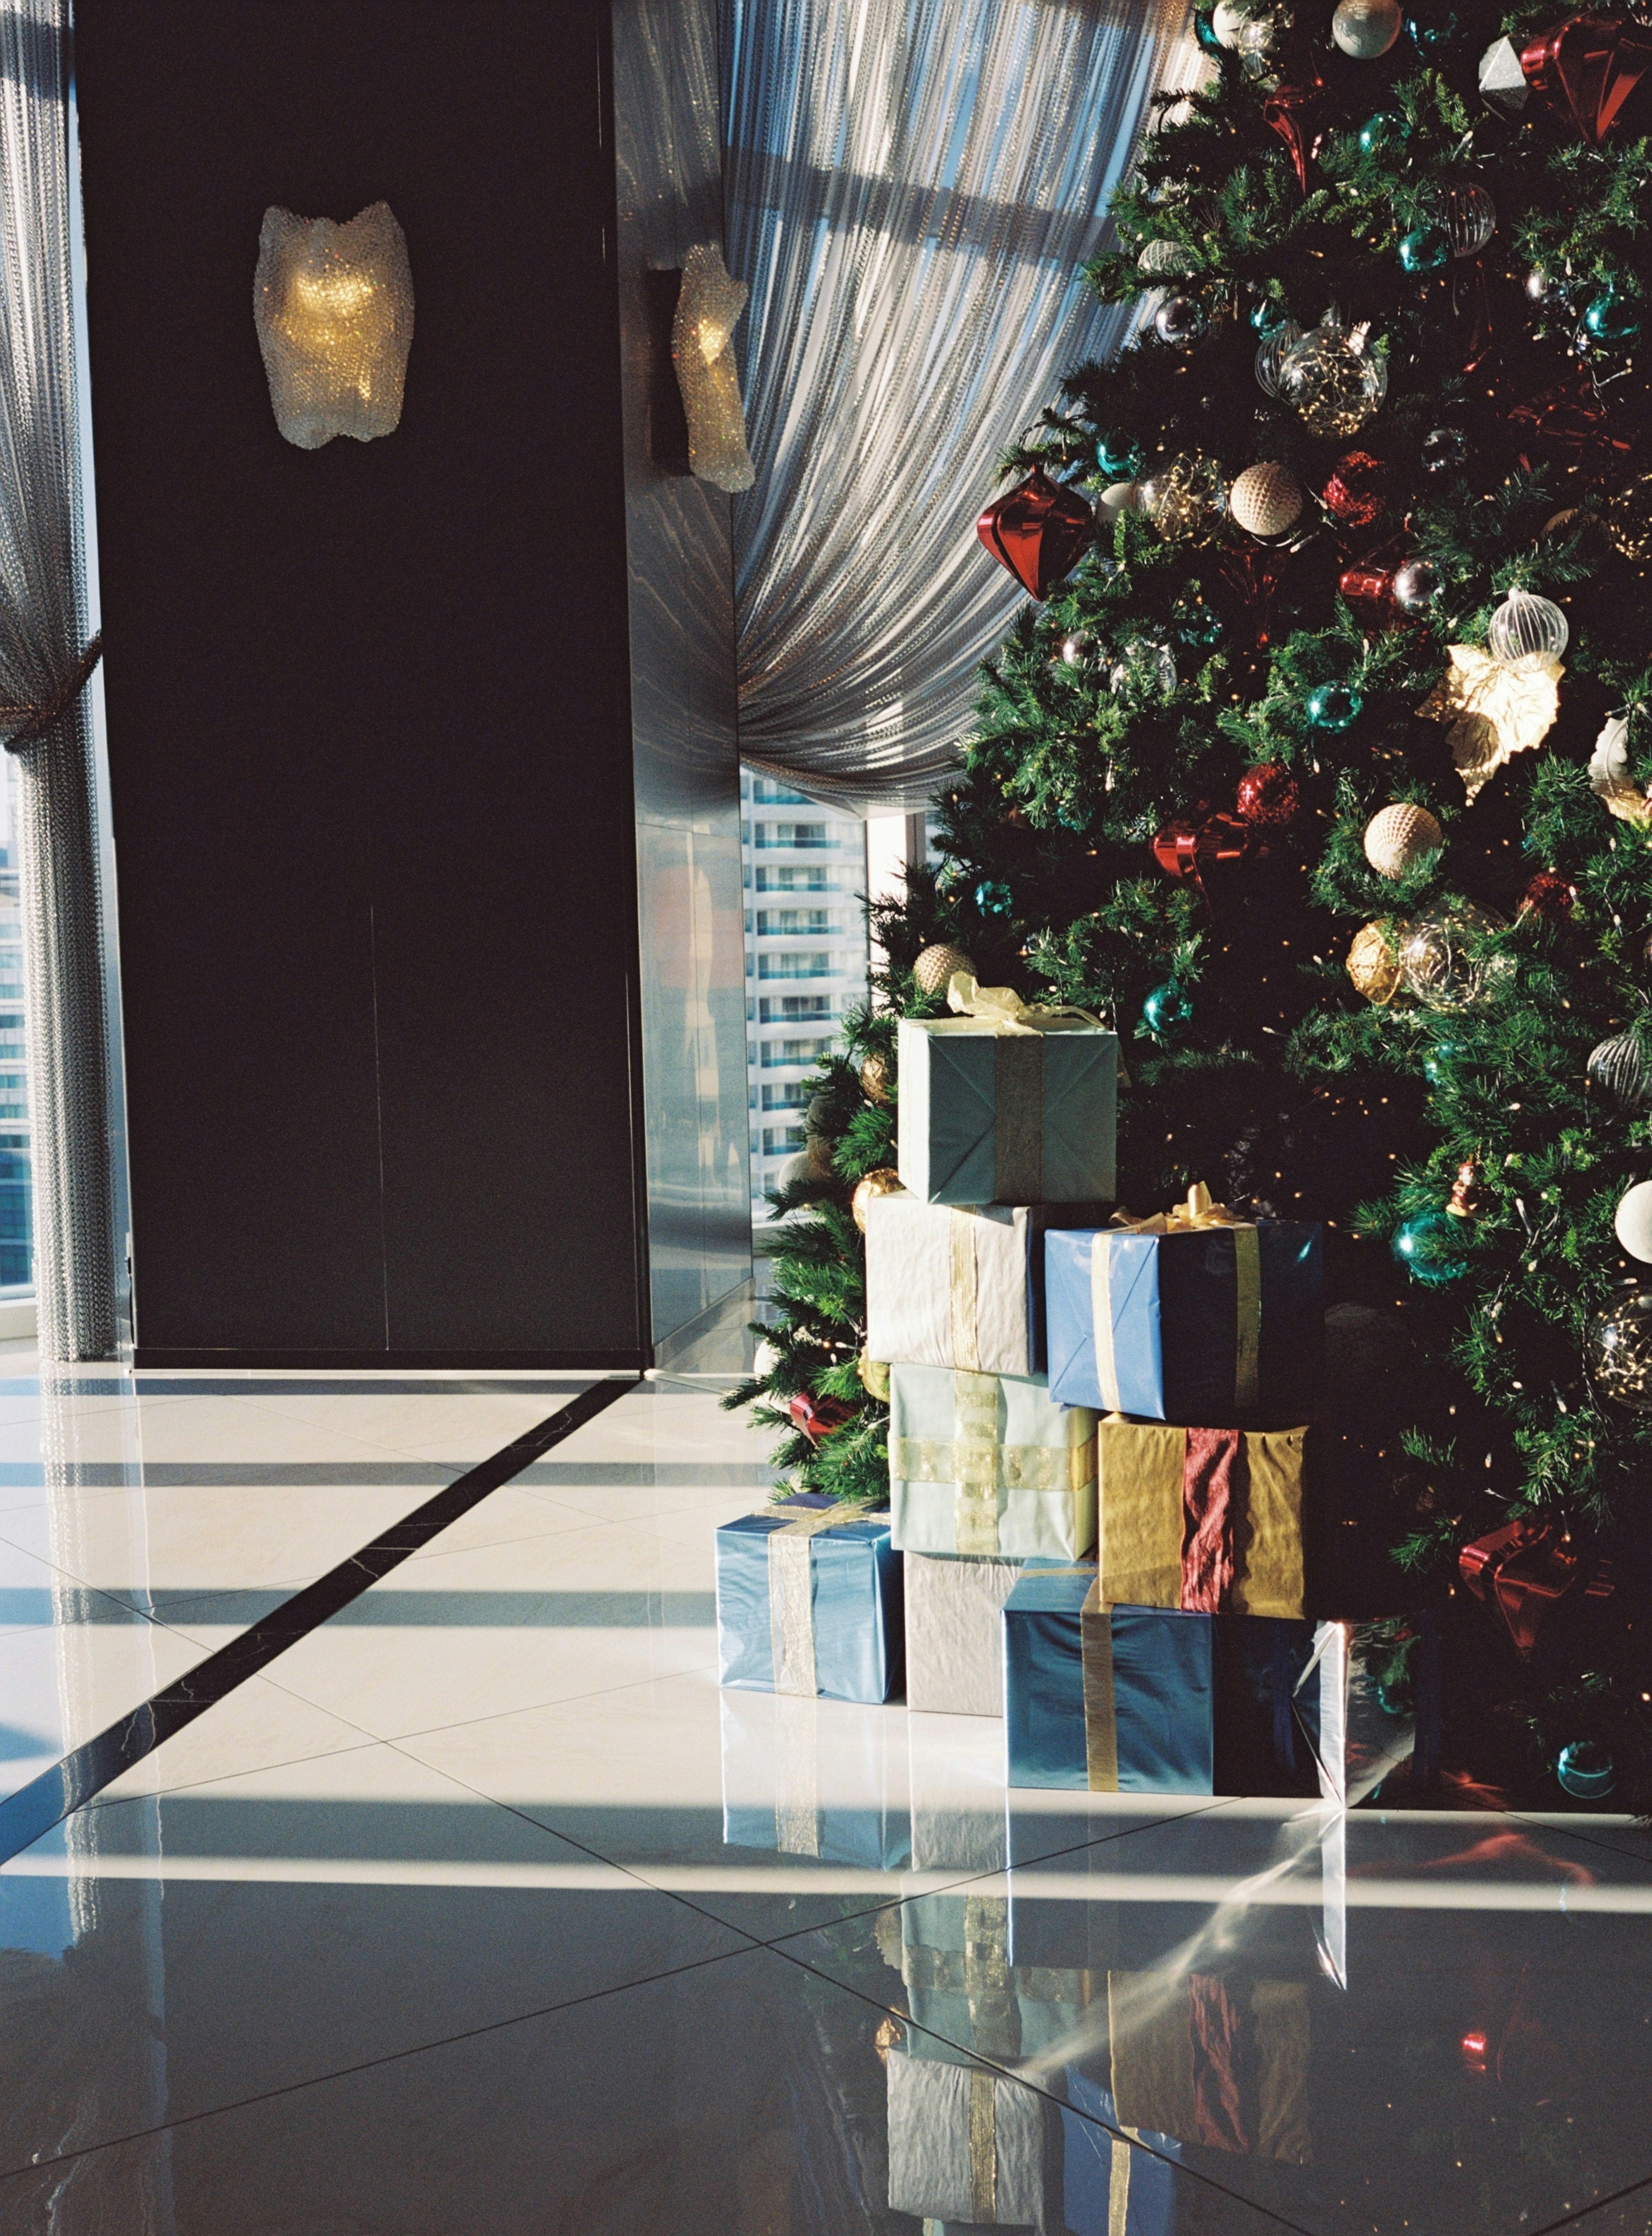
left=0, top=1376, right=638, bottom=1866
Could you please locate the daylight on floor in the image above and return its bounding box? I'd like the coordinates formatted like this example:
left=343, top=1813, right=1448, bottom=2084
left=0, top=0, right=1650, bottom=2229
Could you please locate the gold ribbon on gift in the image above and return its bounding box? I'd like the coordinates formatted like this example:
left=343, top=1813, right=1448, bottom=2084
left=946, top=975, right=1114, bottom=1205
left=969, top=2069, right=997, bottom=2222
left=772, top=1692, right=820, bottom=1857
left=949, top=1209, right=980, bottom=1373
left=945, top=974, right=1103, bottom=1035
left=1095, top=1182, right=1262, bottom=1412
left=761, top=1498, right=879, bottom=1698
left=1080, top=1578, right=1121, bottom=1794
left=890, top=1369, right=1096, bottom=1555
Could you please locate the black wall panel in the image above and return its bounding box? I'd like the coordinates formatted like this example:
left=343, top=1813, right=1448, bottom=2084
left=74, top=0, right=648, bottom=1363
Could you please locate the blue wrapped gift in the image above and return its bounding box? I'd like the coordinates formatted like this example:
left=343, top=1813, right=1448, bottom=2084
left=1045, top=1201, right=1322, bottom=1422
left=717, top=1692, right=910, bottom=1869
left=1063, top=2069, right=1180, bottom=2236
left=715, top=1494, right=903, bottom=1706
left=897, top=1002, right=1118, bottom=1206
left=1003, top=1562, right=1317, bottom=1794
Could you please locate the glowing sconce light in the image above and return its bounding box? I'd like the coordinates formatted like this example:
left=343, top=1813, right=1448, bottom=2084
left=671, top=242, right=755, bottom=493
left=253, top=202, right=414, bottom=450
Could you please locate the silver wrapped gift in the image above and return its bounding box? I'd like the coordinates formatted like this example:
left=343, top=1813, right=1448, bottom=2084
left=886, top=2047, right=1058, bottom=2230
left=866, top=1195, right=1100, bottom=1378
left=905, top=1548, right=1021, bottom=1716
left=890, top=1363, right=1097, bottom=1560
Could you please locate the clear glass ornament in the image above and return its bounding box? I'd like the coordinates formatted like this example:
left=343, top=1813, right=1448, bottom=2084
left=1487, top=585, right=1569, bottom=670
left=1137, top=453, right=1225, bottom=541
left=1109, top=639, right=1178, bottom=699
left=1060, top=629, right=1100, bottom=670
left=1587, top=1025, right=1652, bottom=1113
left=1589, top=1294, right=1652, bottom=1411
left=1254, top=318, right=1304, bottom=399
left=1556, top=1739, right=1617, bottom=1797
left=1138, top=240, right=1195, bottom=277
left=1236, top=11, right=1288, bottom=81
left=1426, top=181, right=1496, bottom=259
left=1278, top=312, right=1388, bottom=439
left=1400, top=904, right=1510, bottom=1012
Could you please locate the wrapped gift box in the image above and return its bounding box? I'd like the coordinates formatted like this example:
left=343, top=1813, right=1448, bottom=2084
left=718, top=1690, right=910, bottom=1870
left=1292, top=1615, right=1440, bottom=1806
left=1045, top=1215, right=1322, bottom=1422
left=906, top=1548, right=1023, bottom=1716
left=909, top=1709, right=1010, bottom=1874
left=890, top=1364, right=1097, bottom=1560
left=1002, top=1562, right=1317, bottom=1794
left=866, top=1195, right=1103, bottom=1378
left=1097, top=1418, right=1310, bottom=1619
left=1062, top=2071, right=1180, bottom=2236
left=1100, top=1969, right=1312, bottom=2164
left=897, top=1010, right=1118, bottom=1206
left=886, top=2046, right=1063, bottom=2230
left=715, top=1494, right=902, bottom=1705
left=901, top=1892, right=1092, bottom=2069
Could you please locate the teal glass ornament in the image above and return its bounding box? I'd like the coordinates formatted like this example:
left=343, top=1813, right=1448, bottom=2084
left=973, top=879, right=1013, bottom=917
left=1141, top=982, right=1193, bottom=1039
left=1097, top=431, right=1144, bottom=480
left=1399, top=223, right=1450, bottom=275
left=1172, top=594, right=1223, bottom=649
left=1305, top=681, right=1363, bottom=732
left=1392, top=1209, right=1468, bottom=1286
left=1584, top=290, right=1643, bottom=346
left=1406, top=8, right=1457, bottom=52
left=1194, top=7, right=1222, bottom=53
left=1359, top=110, right=1411, bottom=154
left=1421, top=1040, right=1457, bottom=1087
left=1250, top=296, right=1289, bottom=335
left=1556, top=1740, right=1616, bottom=1801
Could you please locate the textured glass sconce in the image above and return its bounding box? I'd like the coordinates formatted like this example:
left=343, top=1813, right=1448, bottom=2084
left=671, top=243, right=755, bottom=493
left=253, top=202, right=414, bottom=449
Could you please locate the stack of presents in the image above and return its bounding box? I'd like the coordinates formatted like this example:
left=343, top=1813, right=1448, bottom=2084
left=713, top=988, right=1437, bottom=2227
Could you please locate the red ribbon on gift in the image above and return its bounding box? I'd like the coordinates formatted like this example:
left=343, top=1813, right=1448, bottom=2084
left=1190, top=1974, right=1250, bottom=2154
left=1458, top=1515, right=1614, bottom=1658
left=1181, top=1427, right=1241, bottom=1612
left=977, top=466, right=1094, bottom=601
left=1519, top=14, right=1652, bottom=145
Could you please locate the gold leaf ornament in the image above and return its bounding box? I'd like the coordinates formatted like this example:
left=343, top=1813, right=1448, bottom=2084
left=1588, top=713, right=1652, bottom=825
left=1417, top=644, right=1562, bottom=804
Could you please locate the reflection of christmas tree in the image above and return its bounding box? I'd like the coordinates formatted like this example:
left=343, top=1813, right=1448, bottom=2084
left=732, top=2, right=1652, bottom=1808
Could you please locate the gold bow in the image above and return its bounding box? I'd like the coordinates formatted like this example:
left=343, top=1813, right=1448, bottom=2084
left=1109, top=1180, right=1243, bottom=1235
left=946, top=973, right=1103, bottom=1035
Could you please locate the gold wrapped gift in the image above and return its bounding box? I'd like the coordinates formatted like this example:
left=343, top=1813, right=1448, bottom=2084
left=1099, top=1418, right=1309, bottom=1619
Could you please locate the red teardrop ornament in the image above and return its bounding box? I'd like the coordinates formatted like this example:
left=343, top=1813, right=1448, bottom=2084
left=977, top=466, right=1094, bottom=601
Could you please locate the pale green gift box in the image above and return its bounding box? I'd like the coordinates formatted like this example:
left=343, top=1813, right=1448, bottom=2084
left=889, top=1361, right=1098, bottom=1560
left=896, top=1007, right=1118, bottom=1206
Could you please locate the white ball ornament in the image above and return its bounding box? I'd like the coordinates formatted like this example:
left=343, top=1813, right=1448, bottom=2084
left=1229, top=461, right=1305, bottom=539
left=1615, top=1180, right=1652, bottom=1264
left=1332, top=0, right=1402, bottom=58
left=753, top=1337, right=782, bottom=1379
left=1487, top=585, right=1569, bottom=672
left=1211, top=0, right=1260, bottom=47
left=1098, top=480, right=1140, bottom=516
left=1364, top=802, right=1444, bottom=880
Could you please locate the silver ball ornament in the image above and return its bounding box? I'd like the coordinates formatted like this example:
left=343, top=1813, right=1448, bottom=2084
left=1392, top=558, right=1441, bottom=612
left=1229, top=461, right=1305, bottom=539
left=1060, top=629, right=1100, bottom=670
left=1430, top=182, right=1497, bottom=259
left=1363, top=802, right=1443, bottom=880
left=1331, top=0, right=1402, bottom=59
left=1615, top=1180, right=1652, bottom=1264
left=1153, top=295, right=1208, bottom=349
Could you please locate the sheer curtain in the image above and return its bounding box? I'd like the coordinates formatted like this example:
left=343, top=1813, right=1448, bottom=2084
left=725, top=0, right=1198, bottom=811
left=0, top=0, right=116, bottom=1358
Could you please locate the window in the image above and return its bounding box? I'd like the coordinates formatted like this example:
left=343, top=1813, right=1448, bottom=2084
left=755, top=908, right=834, bottom=937
left=757, top=951, right=832, bottom=979
left=759, top=1037, right=829, bottom=1067
left=762, top=1124, right=805, bottom=1155
left=760, top=1082, right=809, bottom=1111
left=754, top=865, right=830, bottom=893
left=754, top=821, right=830, bottom=849
left=759, top=994, right=836, bottom=1022
left=750, top=779, right=812, bottom=805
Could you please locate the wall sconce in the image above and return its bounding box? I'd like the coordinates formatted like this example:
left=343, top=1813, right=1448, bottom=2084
left=253, top=201, right=414, bottom=450
left=671, top=243, right=755, bottom=493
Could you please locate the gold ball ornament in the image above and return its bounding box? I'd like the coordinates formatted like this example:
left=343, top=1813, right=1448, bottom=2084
left=1229, top=461, right=1304, bottom=539
left=912, top=942, right=976, bottom=998
left=859, top=1052, right=892, bottom=1105
left=857, top=1351, right=891, bottom=1402
left=1363, top=802, right=1443, bottom=880
left=1346, top=918, right=1412, bottom=1005
left=851, top=1167, right=904, bottom=1233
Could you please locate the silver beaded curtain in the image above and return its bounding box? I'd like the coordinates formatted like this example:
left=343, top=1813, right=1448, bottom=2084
left=0, top=0, right=116, bottom=1359
left=724, top=0, right=1199, bottom=812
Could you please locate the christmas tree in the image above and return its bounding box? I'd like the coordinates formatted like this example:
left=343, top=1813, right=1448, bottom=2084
left=731, top=0, right=1652, bottom=1810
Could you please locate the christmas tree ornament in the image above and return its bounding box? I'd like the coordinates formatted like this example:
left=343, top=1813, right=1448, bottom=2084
left=1488, top=585, right=1569, bottom=670
left=1171, top=593, right=1224, bottom=649
left=859, top=1053, right=891, bottom=1105
left=1322, top=450, right=1389, bottom=527
left=1229, top=460, right=1304, bottom=538
left=1406, top=5, right=1458, bottom=53
left=1305, top=680, right=1364, bottom=731
left=1137, top=240, right=1196, bottom=278
left=1110, top=639, right=1178, bottom=698
left=1138, top=453, right=1225, bottom=541
left=1393, top=557, right=1442, bottom=612
left=1480, top=15, right=1652, bottom=145
left=1459, top=1514, right=1614, bottom=1654
left=1401, top=904, right=1509, bottom=1010
left=1254, top=318, right=1305, bottom=398
left=1151, top=811, right=1258, bottom=889
left=805, top=1090, right=835, bottom=1135
left=788, top=1390, right=855, bottom=1442
left=912, top=942, right=977, bottom=997
left=1340, top=556, right=1399, bottom=625
left=1588, top=1293, right=1652, bottom=1408
left=1195, top=6, right=1224, bottom=52
left=753, top=1337, right=781, bottom=1380
left=1364, top=801, right=1443, bottom=878
left=1421, top=425, right=1468, bottom=474
left=1556, top=1739, right=1616, bottom=1799
left=1446, top=1156, right=1486, bottom=1217
left=973, top=879, right=1014, bottom=918
left=1251, top=296, right=1291, bottom=334
left=1391, top=1208, right=1469, bottom=1285
left=977, top=466, right=1094, bottom=600
left=1153, top=294, right=1209, bottom=348
left=1358, top=108, right=1412, bottom=152
left=1430, top=181, right=1497, bottom=259
left=851, top=1167, right=903, bottom=1233
left=1417, top=644, right=1562, bottom=802
left=1614, top=1178, right=1652, bottom=1262
left=1607, top=473, right=1652, bottom=565
left=1583, top=287, right=1642, bottom=346
left=1141, top=981, right=1194, bottom=1038
left=1347, top=917, right=1411, bottom=1004
left=1238, top=8, right=1291, bottom=78
left=1587, top=713, right=1652, bottom=824
left=1398, top=223, right=1450, bottom=275
left=1278, top=312, right=1387, bottom=439
left=1519, top=869, right=1576, bottom=918
left=1235, top=762, right=1300, bottom=826
left=1096, top=431, right=1144, bottom=479
left=857, top=1350, right=891, bottom=1402
left=1333, top=0, right=1402, bottom=59
left=1586, top=1025, right=1652, bottom=1112
left=1060, top=629, right=1100, bottom=670
left=1211, top=0, right=1271, bottom=46
left=1097, top=480, right=1141, bottom=517
left=1263, top=64, right=1335, bottom=186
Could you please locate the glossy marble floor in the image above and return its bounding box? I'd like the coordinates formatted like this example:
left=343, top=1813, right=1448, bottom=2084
left=0, top=1353, right=1649, bottom=2235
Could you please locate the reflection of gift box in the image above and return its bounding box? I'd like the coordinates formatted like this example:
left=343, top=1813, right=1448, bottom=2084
left=715, top=1495, right=902, bottom=1705
left=891, top=1365, right=1097, bottom=1560
left=718, top=1691, right=910, bottom=1869
left=1063, top=2069, right=1180, bottom=2236
left=1003, top=1563, right=1316, bottom=1794
left=897, top=1010, right=1118, bottom=1207
left=1102, top=1970, right=1311, bottom=2164
left=1045, top=1212, right=1322, bottom=1421
left=866, top=1196, right=1103, bottom=1377
left=1098, top=1419, right=1310, bottom=1618
left=901, top=1893, right=1092, bottom=2069
left=906, top=1548, right=1023, bottom=1716
left=886, top=2046, right=1063, bottom=2230
left=1293, top=1616, right=1440, bottom=1806
left=909, top=1710, right=1010, bottom=1874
